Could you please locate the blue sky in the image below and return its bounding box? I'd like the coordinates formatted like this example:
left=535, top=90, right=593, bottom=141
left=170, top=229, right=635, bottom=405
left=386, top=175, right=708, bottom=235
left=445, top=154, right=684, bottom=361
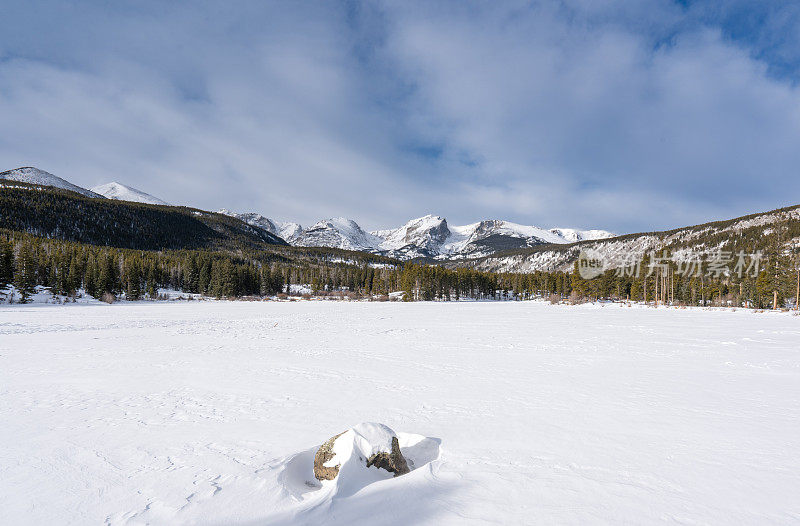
left=1, top=1, right=799, bottom=233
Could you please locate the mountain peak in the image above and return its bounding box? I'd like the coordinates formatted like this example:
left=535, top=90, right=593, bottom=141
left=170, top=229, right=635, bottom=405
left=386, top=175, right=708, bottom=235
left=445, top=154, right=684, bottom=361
left=406, top=214, right=446, bottom=226
left=298, top=217, right=381, bottom=251
left=0, top=167, right=102, bottom=198
left=377, top=215, right=450, bottom=256
left=91, top=182, right=169, bottom=205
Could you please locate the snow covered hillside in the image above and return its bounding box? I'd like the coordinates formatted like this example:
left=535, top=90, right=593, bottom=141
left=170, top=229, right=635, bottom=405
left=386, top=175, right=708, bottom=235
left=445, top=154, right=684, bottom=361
left=474, top=204, right=800, bottom=273
left=0, top=167, right=102, bottom=198
left=91, top=182, right=169, bottom=205
left=1, top=302, right=798, bottom=525
left=220, top=210, right=613, bottom=259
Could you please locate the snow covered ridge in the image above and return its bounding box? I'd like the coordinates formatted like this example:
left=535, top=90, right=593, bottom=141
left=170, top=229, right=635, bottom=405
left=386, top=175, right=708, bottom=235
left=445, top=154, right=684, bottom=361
left=90, top=181, right=169, bottom=205
left=220, top=210, right=614, bottom=260
left=0, top=167, right=103, bottom=198
left=473, top=204, right=800, bottom=273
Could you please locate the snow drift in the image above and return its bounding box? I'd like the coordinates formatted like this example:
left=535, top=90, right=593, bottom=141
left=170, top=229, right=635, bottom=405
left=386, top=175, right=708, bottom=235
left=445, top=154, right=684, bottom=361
left=274, top=423, right=442, bottom=523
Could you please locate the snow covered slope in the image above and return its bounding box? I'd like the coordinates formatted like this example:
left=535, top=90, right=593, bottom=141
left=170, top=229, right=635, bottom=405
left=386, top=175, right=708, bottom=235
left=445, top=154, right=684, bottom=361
left=0, top=167, right=102, bottom=198
left=218, top=209, right=303, bottom=243
left=2, top=301, right=799, bottom=525
left=549, top=227, right=615, bottom=243
left=91, top=182, right=169, bottom=205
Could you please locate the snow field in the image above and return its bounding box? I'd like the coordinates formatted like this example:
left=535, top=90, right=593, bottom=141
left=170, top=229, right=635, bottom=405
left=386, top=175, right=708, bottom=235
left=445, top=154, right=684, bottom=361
left=1, top=301, right=798, bottom=524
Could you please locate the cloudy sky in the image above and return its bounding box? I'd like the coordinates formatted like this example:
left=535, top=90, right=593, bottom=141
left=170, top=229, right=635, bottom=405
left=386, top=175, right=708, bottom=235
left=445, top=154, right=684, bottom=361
left=2, top=1, right=799, bottom=233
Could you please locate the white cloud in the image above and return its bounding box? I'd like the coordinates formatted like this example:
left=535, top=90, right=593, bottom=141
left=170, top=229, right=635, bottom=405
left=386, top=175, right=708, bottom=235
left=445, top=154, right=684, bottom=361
left=1, top=1, right=799, bottom=233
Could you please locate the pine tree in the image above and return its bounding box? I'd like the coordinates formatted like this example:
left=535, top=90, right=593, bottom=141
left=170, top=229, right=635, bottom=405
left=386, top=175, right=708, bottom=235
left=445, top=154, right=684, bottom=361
left=67, top=256, right=80, bottom=295
left=210, top=260, right=236, bottom=298
left=198, top=261, right=211, bottom=295
left=184, top=255, right=199, bottom=293
left=0, top=238, right=13, bottom=290
left=124, top=258, right=142, bottom=300
left=14, top=242, right=37, bottom=303
left=85, top=256, right=98, bottom=298
left=97, top=253, right=118, bottom=296
left=56, top=250, right=72, bottom=295
left=400, top=265, right=415, bottom=301
left=146, top=262, right=158, bottom=298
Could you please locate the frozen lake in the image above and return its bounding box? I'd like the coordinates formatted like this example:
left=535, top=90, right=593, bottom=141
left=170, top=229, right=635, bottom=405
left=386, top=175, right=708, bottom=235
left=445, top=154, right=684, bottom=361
left=1, top=301, right=799, bottom=524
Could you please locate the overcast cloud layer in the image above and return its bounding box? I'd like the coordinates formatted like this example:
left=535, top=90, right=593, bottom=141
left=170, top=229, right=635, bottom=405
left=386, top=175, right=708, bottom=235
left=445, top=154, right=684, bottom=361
left=1, top=1, right=799, bottom=233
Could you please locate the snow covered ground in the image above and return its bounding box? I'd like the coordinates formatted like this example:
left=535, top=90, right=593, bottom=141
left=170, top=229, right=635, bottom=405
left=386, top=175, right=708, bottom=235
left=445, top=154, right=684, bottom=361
left=0, top=285, right=103, bottom=305
left=1, top=302, right=799, bottom=525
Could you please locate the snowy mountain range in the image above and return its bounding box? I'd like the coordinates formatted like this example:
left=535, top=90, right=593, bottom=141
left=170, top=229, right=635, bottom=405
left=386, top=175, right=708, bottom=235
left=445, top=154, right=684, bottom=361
left=219, top=210, right=613, bottom=260
left=5, top=166, right=799, bottom=273
left=91, top=182, right=169, bottom=205
left=1, top=166, right=615, bottom=261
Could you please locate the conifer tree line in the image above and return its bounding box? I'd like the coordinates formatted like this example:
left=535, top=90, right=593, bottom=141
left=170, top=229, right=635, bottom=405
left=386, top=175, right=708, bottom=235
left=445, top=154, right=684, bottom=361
left=398, top=264, right=571, bottom=301
left=569, top=248, right=800, bottom=310
left=1, top=230, right=797, bottom=308
left=0, top=232, right=377, bottom=302
left=0, top=231, right=573, bottom=303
